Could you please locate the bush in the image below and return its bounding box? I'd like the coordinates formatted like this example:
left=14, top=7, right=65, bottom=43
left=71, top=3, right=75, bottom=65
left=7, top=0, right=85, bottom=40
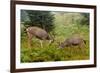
left=22, top=10, right=55, bottom=32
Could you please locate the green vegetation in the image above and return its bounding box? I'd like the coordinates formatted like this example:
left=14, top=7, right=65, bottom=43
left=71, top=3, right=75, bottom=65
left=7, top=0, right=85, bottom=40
left=21, top=10, right=54, bottom=32
left=21, top=11, right=90, bottom=62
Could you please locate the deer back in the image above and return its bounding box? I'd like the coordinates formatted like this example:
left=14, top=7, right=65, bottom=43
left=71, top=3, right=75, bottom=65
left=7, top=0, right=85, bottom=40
left=26, top=27, right=51, bottom=40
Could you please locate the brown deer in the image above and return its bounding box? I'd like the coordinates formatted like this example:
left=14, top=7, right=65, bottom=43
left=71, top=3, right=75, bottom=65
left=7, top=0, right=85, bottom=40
left=26, top=26, right=54, bottom=48
left=59, top=36, right=86, bottom=49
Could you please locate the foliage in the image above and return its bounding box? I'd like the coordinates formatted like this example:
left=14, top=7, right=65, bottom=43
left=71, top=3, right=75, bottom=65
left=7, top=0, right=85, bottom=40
left=21, top=12, right=90, bottom=62
left=22, top=10, right=54, bottom=32
left=53, top=12, right=89, bottom=25
left=21, top=10, right=30, bottom=22
left=80, top=13, right=90, bottom=25
left=21, top=34, right=89, bottom=62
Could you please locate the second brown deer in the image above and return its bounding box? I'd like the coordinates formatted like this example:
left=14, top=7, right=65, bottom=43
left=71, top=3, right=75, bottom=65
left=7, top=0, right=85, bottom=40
left=26, top=26, right=54, bottom=48
left=59, top=36, right=86, bottom=49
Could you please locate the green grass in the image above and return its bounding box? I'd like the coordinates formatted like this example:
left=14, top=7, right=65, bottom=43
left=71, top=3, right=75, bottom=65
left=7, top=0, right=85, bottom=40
left=21, top=13, right=90, bottom=63
left=21, top=23, right=89, bottom=62
left=21, top=38, right=89, bottom=63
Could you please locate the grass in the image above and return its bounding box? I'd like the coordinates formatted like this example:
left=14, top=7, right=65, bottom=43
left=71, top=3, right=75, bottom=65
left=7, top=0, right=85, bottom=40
left=21, top=24, right=89, bottom=63
left=21, top=13, right=90, bottom=63
left=21, top=39, right=89, bottom=63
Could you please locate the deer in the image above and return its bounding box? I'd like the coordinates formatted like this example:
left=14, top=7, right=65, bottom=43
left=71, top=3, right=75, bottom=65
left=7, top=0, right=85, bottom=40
left=26, top=26, right=54, bottom=48
left=59, top=36, right=86, bottom=49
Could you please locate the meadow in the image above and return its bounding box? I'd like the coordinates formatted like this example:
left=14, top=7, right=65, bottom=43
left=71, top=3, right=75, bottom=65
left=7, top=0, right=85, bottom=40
left=21, top=12, right=89, bottom=63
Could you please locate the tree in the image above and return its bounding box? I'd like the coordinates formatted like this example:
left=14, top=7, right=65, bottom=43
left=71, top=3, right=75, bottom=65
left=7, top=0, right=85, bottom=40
left=23, top=10, right=54, bottom=32
left=80, top=13, right=89, bottom=25
left=21, top=10, right=30, bottom=22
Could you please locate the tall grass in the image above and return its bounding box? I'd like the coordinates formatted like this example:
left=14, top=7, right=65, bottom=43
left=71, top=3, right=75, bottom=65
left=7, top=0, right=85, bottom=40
left=21, top=13, right=89, bottom=62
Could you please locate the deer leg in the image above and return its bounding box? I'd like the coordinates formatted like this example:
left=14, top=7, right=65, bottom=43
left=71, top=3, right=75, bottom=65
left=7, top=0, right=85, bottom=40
left=48, top=40, right=52, bottom=45
left=27, top=32, right=33, bottom=49
left=79, top=42, right=85, bottom=49
left=40, top=40, right=43, bottom=48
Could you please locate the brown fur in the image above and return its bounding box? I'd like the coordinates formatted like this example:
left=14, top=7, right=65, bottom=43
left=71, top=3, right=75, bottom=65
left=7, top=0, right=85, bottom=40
left=26, top=26, right=54, bottom=48
left=59, top=36, right=86, bottom=49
